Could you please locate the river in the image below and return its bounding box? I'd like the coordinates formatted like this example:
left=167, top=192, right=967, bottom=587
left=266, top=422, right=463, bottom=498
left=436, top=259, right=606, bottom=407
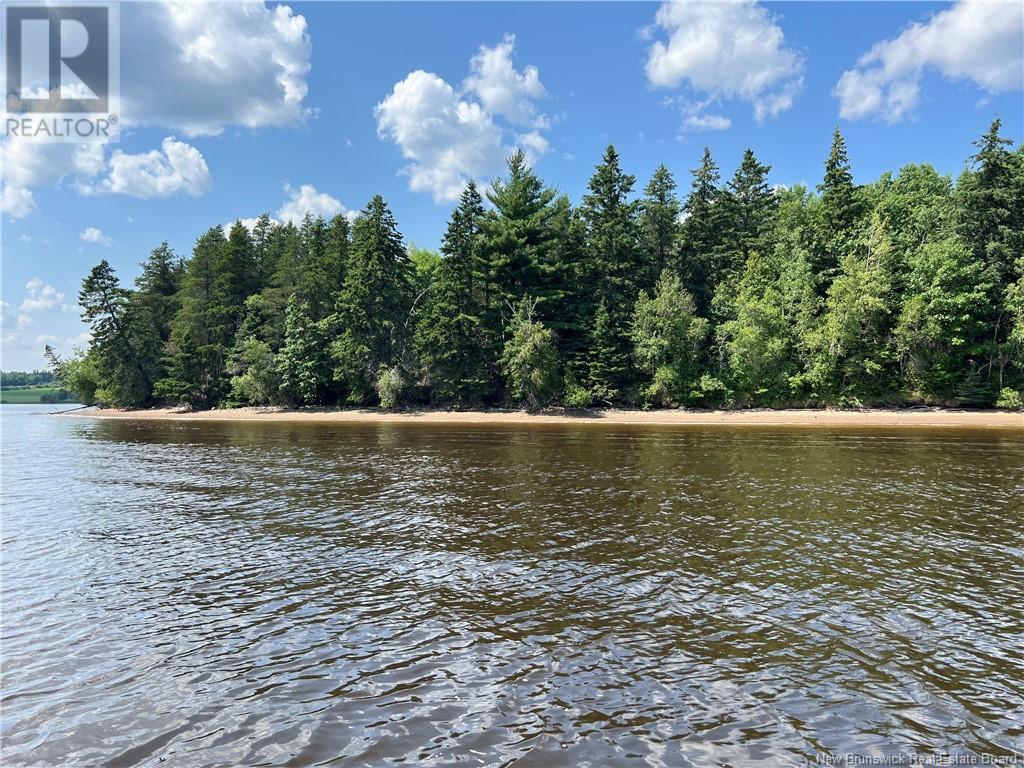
left=2, top=404, right=1022, bottom=766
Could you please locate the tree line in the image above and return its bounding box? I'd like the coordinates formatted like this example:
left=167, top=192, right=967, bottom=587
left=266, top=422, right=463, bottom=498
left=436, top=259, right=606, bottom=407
left=1, top=370, right=55, bottom=388
left=49, top=120, right=1024, bottom=411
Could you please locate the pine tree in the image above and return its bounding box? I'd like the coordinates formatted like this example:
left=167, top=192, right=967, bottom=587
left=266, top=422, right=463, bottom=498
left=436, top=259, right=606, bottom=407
left=587, top=299, right=629, bottom=403
left=134, top=242, right=184, bottom=345
left=79, top=260, right=160, bottom=406
left=158, top=227, right=235, bottom=406
left=816, top=128, right=862, bottom=288
left=479, top=150, right=562, bottom=333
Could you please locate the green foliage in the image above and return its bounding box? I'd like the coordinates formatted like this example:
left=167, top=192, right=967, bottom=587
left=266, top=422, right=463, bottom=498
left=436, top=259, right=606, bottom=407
left=631, top=270, right=706, bottom=406
left=500, top=298, right=560, bottom=410
left=331, top=195, right=413, bottom=402
left=807, top=217, right=899, bottom=398
left=66, top=123, right=1024, bottom=412
left=45, top=345, right=101, bottom=405
left=996, top=388, right=1023, bottom=410
left=895, top=237, right=995, bottom=401
left=375, top=365, right=405, bottom=410
left=277, top=296, right=330, bottom=406
left=228, top=338, right=279, bottom=406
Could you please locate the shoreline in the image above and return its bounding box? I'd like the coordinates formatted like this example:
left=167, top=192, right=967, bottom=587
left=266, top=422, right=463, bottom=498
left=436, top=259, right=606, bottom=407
left=60, top=406, right=1024, bottom=429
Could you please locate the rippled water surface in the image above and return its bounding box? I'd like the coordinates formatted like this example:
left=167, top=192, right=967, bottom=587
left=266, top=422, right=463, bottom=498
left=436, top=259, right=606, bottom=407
left=2, top=404, right=1023, bottom=767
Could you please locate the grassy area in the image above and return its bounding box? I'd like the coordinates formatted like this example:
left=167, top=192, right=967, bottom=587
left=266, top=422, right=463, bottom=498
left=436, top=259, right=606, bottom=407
left=0, top=386, right=75, bottom=404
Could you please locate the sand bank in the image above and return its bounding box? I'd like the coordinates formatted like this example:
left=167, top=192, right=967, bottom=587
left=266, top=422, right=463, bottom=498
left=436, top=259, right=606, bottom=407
left=62, top=406, right=1023, bottom=429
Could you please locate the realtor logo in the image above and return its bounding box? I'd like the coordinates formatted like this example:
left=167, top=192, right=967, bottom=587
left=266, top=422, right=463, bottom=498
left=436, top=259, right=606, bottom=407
left=2, top=2, right=119, bottom=141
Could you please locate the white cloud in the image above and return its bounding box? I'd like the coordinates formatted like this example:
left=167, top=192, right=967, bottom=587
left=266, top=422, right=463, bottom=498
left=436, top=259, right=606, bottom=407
left=120, top=2, right=313, bottom=136
left=232, top=183, right=354, bottom=230
left=376, top=38, right=549, bottom=203
left=276, top=183, right=348, bottom=223
left=684, top=113, right=731, bottom=131
left=80, top=137, right=211, bottom=199
left=19, top=278, right=66, bottom=313
left=835, top=0, right=1023, bottom=122
left=645, top=0, right=803, bottom=121
left=1, top=1, right=311, bottom=218
left=80, top=227, right=112, bottom=245
left=464, top=35, right=548, bottom=128
left=0, top=141, right=104, bottom=219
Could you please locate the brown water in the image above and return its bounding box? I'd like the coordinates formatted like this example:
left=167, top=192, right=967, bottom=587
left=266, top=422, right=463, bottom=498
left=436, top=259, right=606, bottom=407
left=2, top=404, right=1023, bottom=767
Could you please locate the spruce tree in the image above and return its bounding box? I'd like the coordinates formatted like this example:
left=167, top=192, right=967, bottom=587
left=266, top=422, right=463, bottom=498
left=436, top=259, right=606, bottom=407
left=639, top=164, right=681, bottom=289
left=415, top=182, right=492, bottom=403
left=579, top=145, right=640, bottom=398
left=331, top=195, right=413, bottom=402
left=724, top=149, right=777, bottom=270
left=681, top=147, right=728, bottom=315
left=158, top=227, right=235, bottom=406
left=278, top=295, right=330, bottom=405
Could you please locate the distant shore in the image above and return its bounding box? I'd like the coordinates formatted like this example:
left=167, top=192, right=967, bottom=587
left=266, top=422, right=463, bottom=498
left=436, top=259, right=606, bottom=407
left=61, top=406, right=1024, bottom=429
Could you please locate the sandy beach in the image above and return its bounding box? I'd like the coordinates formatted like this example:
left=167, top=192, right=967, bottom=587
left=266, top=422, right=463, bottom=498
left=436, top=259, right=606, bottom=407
left=61, top=406, right=1024, bottom=429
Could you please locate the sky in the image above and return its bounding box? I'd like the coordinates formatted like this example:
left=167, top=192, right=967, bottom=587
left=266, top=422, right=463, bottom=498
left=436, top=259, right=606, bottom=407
left=2, top=0, right=1022, bottom=371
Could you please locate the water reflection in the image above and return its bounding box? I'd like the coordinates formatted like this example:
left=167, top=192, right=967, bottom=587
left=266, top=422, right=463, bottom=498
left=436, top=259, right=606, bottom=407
left=2, top=406, right=1023, bottom=766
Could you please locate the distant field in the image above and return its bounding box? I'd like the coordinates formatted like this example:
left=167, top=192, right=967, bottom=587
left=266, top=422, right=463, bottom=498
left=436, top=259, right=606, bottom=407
left=0, top=386, right=74, bottom=404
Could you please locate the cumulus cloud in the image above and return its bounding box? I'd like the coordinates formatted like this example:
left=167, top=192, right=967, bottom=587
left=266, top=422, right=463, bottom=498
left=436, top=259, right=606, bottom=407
left=19, top=278, right=66, bottom=313
left=835, top=0, right=1023, bottom=122
left=80, top=227, right=112, bottom=245
left=231, top=183, right=354, bottom=230
left=276, top=183, right=348, bottom=223
left=0, top=141, right=104, bottom=218
left=464, top=35, right=547, bottom=128
left=120, top=2, right=312, bottom=136
left=80, top=137, right=211, bottom=198
left=1, top=1, right=312, bottom=217
left=645, top=0, right=803, bottom=122
left=376, top=37, right=549, bottom=203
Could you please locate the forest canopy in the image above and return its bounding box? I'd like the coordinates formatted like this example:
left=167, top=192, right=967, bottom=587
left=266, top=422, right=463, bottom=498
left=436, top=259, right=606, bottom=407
left=50, top=120, right=1024, bottom=411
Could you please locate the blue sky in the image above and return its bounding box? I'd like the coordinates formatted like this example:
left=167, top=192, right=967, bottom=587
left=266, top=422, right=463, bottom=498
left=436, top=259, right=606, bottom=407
left=2, top=0, right=1022, bottom=370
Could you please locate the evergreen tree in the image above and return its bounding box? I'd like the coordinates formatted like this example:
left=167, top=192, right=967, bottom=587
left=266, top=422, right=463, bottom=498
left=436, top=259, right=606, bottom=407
left=639, top=165, right=681, bottom=288
left=134, top=242, right=184, bottom=350
left=681, top=147, right=729, bottom=315
left=479, top=150, right=562, bottom=332
left=331, top=195, right=413, bottom=402
left=415, top=183, right=492, bottom=403
left=79, top=260, right=159, bottom=406
left=724, top=149, right=777, bottom=270
left=587, top=300, right=629, bottom=403
left=157, top=227, right=235, bottom=406
left=278, top=295, right=330, bottom=405
left=577, top=145, right=640, bottom=398
left=816, top=128, right=861, bottom=288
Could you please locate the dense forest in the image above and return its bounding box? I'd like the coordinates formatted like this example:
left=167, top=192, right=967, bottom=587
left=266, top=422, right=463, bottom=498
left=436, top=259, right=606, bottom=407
left=49, top=120, right=1024, bottom=411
